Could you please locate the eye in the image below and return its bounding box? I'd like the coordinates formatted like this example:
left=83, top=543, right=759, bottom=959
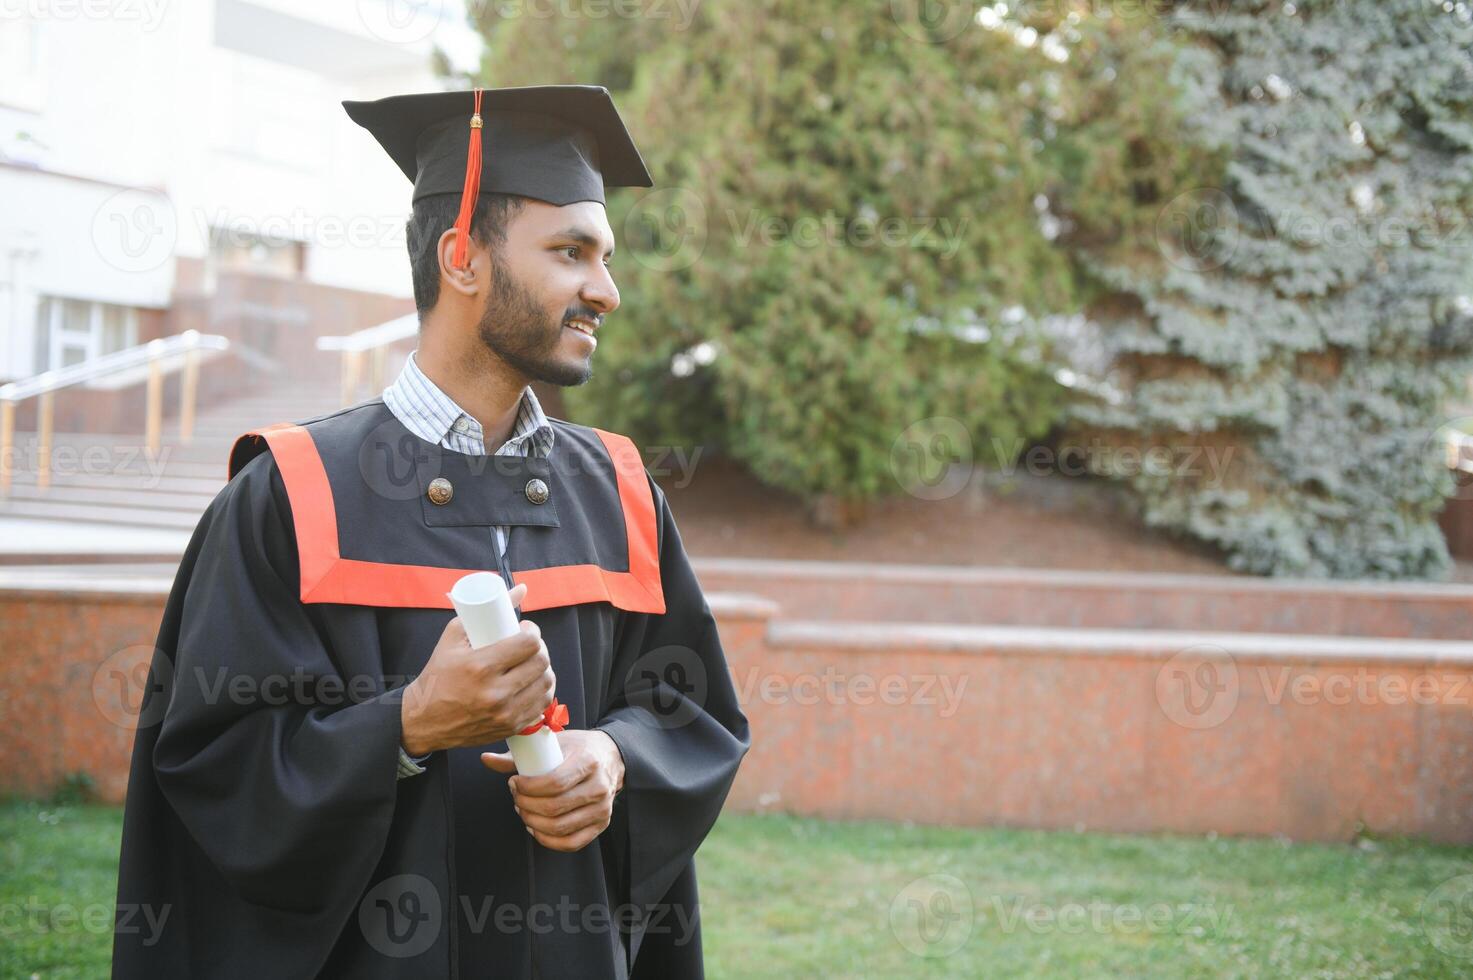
left=561, top=245, right=579, bottom=260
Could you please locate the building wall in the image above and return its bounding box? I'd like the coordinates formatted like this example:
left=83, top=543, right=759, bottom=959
left=0, top=1, right=465, bottom=382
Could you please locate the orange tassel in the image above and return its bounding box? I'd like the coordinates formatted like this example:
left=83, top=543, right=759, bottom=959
left=450, top=87, right=485, bottom=270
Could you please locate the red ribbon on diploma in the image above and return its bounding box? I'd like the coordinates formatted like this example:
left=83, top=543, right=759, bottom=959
left=519, top=698, right=569, bottom=736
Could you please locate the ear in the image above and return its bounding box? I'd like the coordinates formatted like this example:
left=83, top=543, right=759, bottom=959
left=437, top=226, right=484, bottom=300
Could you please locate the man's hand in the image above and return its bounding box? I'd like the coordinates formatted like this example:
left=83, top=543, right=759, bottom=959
left=399, top=582, right=556, bottom=756
left=481, top=730, right=626, bottom=853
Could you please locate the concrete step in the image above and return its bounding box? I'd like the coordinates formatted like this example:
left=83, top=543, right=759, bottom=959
left=197, top=390, right=342, bottom=407
left=5, top=439, right=236, bottom=467
left=3, top=470, right=224, bottom=495
left=192, top=403, right=343, bottom=423
left=0, top=384, right=343, bottom=534
left=0, top=498, right=201, bottom=530
left=1, top=481, right=218, bottom=512
left=196, top=396, right=340, bottom=410
left=194, top=402, right=342, bottom=419
left=185, top=426, right=302, bottom=439
left=4, top=461, right=225, bottom=485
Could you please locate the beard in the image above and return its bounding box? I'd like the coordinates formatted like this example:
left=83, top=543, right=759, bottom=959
left=475, top=256, right=593, bottom=387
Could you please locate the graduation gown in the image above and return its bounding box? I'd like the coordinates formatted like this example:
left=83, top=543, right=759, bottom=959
left=112, top=399, right=750, bottom=979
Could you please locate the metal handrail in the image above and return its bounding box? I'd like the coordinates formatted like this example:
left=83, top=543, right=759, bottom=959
left=0, top=330, right=230, bottom=495
left=0, top=330, right=228, bottom=402
left=315, top=313, right=418, bottom=406
left=1446, top=428, right=1473, bottom=475
left=315, top=313, right=417, bottom=353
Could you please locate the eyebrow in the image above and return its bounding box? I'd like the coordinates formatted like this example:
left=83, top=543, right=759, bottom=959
left=551, top=226, right=615, bottom=259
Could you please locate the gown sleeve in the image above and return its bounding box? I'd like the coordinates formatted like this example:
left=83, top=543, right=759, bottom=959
left=149, top=448, right=405, bottom=913
left=594, top=474, right=752, bottom=963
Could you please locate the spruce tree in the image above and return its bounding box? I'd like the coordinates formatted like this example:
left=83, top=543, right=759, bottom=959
left=1056, top=0, right=1473, bottom=578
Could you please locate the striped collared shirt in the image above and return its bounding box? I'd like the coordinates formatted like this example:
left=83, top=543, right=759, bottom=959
left=381, top=349, right=555, bottom=777
left=382, top=349, right=555, bottom=501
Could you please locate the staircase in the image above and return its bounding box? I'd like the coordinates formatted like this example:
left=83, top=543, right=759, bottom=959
left=0, top=384, right=342, bottom=533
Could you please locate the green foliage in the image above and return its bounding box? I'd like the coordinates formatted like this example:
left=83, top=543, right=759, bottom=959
left=1051, top=0, right=1473, bottom=578
left=0, top=802, right=119, bottom=978
left=476, top=1, right=1072, bottom=514
left=48, top=772, right=96, bottom=806
left=8, top=803, right=1473, bottom=977
left=474, top=1, right=1473, bottom=572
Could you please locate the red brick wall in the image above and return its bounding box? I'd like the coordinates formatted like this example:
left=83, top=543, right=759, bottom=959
left=720, top=607, right=1473, bottom=844
left=2, top=580, right=1470, bottom=844
left=0, top=587, right=165, bottom=802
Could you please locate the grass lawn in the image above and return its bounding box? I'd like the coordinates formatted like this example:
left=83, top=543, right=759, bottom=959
left=4, top=801, right=1472, bottom=978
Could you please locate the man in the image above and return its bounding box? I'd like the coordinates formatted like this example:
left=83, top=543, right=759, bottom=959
left=113, top=85, right=750, bottom=979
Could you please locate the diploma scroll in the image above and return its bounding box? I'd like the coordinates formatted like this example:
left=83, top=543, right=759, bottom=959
left=447, top=572, right=566, bottom=777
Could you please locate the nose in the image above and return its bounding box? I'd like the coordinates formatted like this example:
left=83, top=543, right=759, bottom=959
left=582, top=263, right=620, bottom=317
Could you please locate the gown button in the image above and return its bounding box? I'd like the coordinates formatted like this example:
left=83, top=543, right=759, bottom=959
left=524, top=478, right=550, bottom=505
left=426, top=477, right=454, bottom=505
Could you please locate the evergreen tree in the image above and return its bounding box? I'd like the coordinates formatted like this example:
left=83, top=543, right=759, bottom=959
left=474, top=1, right=1073, bottom=523
left=1053, top=0, right=1473, bottom=578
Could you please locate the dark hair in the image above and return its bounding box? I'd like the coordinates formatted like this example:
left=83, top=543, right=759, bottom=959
left=406, top=192, right=527, bottom=317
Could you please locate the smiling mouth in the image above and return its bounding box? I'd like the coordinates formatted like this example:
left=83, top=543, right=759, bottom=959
left=565, top=318, right=597, bottom=337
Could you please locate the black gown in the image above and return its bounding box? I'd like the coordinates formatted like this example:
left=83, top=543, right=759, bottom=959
left=112, top=399, right=750, bottom=979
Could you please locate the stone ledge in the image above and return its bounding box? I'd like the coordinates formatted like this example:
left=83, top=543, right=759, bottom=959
left=0, top=567, right=174, bottom=601
left=770, top=619, right=1473, bottom=668
left=706, top=592, right=781, bottom=621
left=694, top=556, right=1473, bottom=600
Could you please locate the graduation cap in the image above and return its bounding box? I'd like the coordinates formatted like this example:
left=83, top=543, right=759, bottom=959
left=343, top=85, right=653, bottom=268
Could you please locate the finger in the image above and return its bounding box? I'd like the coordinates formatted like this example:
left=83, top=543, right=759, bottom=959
left=499, top=640, right=552, bottom=691
left=516, top=799, right=607, bottom=838
left=508, top=582, right=528, bottom=608
left=480, top=751, right=517, bottom=774
left=508, top=680, right=556, bottom=727
left=511, top=753, right=593, bottom=798
left=513, top=778, right=600, bottom=817
left=489, top=628, right=544, bottom=672
left=529, top=824, right=603, bottom=854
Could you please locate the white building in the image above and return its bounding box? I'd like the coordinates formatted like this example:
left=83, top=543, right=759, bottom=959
left=0, top=0, right=481, bottom=381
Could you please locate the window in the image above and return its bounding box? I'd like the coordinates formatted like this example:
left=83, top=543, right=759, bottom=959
left=208, top=226, right=305, bottom=279
left=33, top=297, right=139, bottom=373
left=0, top=20, right=46, bottom=115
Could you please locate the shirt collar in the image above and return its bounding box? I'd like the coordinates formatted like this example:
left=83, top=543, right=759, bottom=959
left=382, top=350, right=554, bottom=457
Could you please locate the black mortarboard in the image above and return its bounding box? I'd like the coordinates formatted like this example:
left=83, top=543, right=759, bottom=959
left=342, top=85, right=653, bottom=267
